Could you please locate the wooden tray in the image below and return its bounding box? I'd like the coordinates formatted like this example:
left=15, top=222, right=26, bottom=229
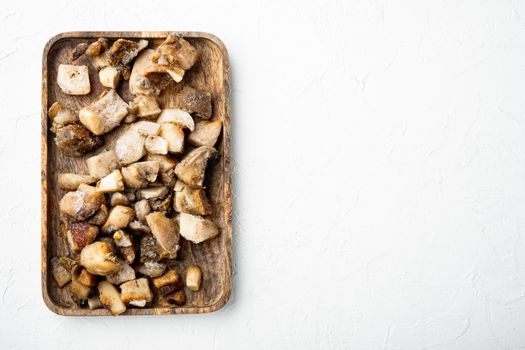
left=41, top=31, right=232, bottom=316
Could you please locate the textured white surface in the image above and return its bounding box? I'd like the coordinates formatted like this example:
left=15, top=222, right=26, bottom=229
left=1, top=0, right=525, bottom=348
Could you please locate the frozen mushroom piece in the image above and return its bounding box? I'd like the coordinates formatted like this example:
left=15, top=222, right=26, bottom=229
left=159, top=123, right=185, bottom=153
left=99, top=66, right=121, bottom=89
left=102, top=205, right=134, bottom=233
left=166, top=290, right=186, bottom=306
left=174, top=146, right=217, bottom=188
left=152, top=270, right=183, bottom=296
left=77, top=268, right=98, bottom=287
left=57, top=173, right=97, bottom=190
left=134, top=95, right=161, bottom=119
left=48, top=102, right=78, bottom=132
left=134, top=199, right=151, bottom=222
left=50, top=257, right=76, bottom=287
left=185, top=265, right=202, bottom=291
left=96, top=170, right=125, bottom=193
left=98, top=281, right=126, bottom=316
left=66, top=221, right=99, bottom=253
left=173, top=180, right=211, bottom=216
left=136, top=261, right=166, bottom=278
left=80, top=242, right=122, bottom=276
left=59, top=184, right=104, bottom=220
left=87, top=296, right=102, bottom=310
left=115, top=121, right=160, bottom=165
left=86, top=150, right=121, bottom=179
left=157, top=109, right=194, bottom=131
left=145, top=212, right=180, bottom=255
left=129, top=220, right=151, bottom=234
left=108, top=39, right=148, bottom=66
left=106, top=262, right=136, bottom=285
left=178, top=212, right=219, bottom=244
left=110, top=192, right=130, bottom=207
left=85, top=38, right=109, bottom=57
left=79, top=90, right=129, bottom=135
left=54, top=124, right=103, bottom=156
left=71, top=42, right=88, bottom=61
left=145, top=135, right=168, bottom=155
left=57, top=64, right=91, bottom=95
left=140, top=186, right=168, bottom=200
left=70, top=266, right=92, bottom=304
left=121, top=161, right=160, bottom=189
left=146, top=35, right=198, bottom=82
left=176, top=86, right=212, bottom=119
left=120, top=278, right=153, bottom=306
left=188, top=120, right=223, bottom=147
left=129, top=49, right=159, bottom=96
left=145, top=154, right=178, bottom=172
left=88, top=203, right=109, bottom=226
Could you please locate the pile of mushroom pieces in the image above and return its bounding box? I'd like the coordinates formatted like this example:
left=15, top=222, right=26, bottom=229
left=49, top=35, right=223, bottom=315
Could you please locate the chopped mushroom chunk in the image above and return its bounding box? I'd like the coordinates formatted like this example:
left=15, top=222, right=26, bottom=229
left=173, top=180, right=211, bottom=215
left=110, top=192, right=130, bottom=207
left=145, top=212, right=180, bottom=255
left=175, top=86, right=212, bottom=119
left=134, top=199, right=151, bottom=222
left=174, top=146, right=217, bottom=188
left=99, top=66, right=121, bottom=89
left=121, top=161, right=160, bottom=189
left=178, top=212, right=219, bottom=243
left=70, top=266, right=92, bottom=304
left=54, top=124, right=103, bottom=156
left=88, top=204, right=109, bottom=226
left=152, top=270, right=183, bottom=295
left=98, top=281, right=126, bottom=316
left=80, top=242, right=122, bottom=276
left=134, top=95, right=161, bottom=119
left=166, top=290, right=186, bottom=306
left=188, top=120, right=223, bottom=147
left=108, top=39, right=148, bottom=66
left=185, top=265, right=202, bottom=291
left=86, top=150, right=121, bottom=179
left=57, top=64, right=91, bottom=95
left=140, top=186, right=168, bottom=200
left=157, top=109, right=194, bottom=131
left=102, top=205, right=134, bottom=233
left=57, top=173, right=97, bottom=190
left=96, top=170, right=125, bottom=193
left=51, top=257, right=76, bottom=287
left=79, top=90, right=129, bottom=135
left=115, top=121, right=160, bottom=164
left=106, top=263, right=136, bottom=285
left=136, top=261, right=166, bottom=278
left=59, top=184, right=104, bottom=221
left=145, top=135, right=168, bottom=155
left=129, top=49, right=159, bottom=96
left=120, top=278, right=153, bottom=306
left=159, top=123, right=185, bottom=153
left=66, top=222, right=99, bottom=254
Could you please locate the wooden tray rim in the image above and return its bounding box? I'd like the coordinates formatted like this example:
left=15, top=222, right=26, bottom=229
left=41, top=31, right=233, bottom=316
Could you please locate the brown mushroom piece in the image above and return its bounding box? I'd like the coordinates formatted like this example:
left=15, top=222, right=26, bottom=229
left=139, top=235, right=176, bottom=262
left=106, top=262, right=136, bottom=285
left=102, top=205, right=135, bottom=233
left=113, top=230, right=135, bottom=264
left=86, top=150, right=121, bottom=179
left=79, top=90, right=129, bottom=135
left=173, top=180, right=211, bottom=215
left=70, top=266, right=92, bottom=304
left=129, top=220, right=151, bottom=235
left=88, top=203, right=109, bottom=226
left=178, top=212, right=219, bottom=244
left=120, top=278, right=153, bottom=307
left=188, top=120, right=223, bottom=147
left=77, top=268, right=98, bottom=287
left=108, top=39, right=148, bottom=66
left=80, top=242, right=122, bottom=276
left=174, top=146, right=217, bottom=189
left=54, top=124, right=103, bottom=157
left=166, top=289, right=186, bottom=306
left=85, top=38, right=109, bottom=57
left=50, top=257, right=76, bottom=287
left=59, top=184, right=104, bottom=221
left=57, top=173, right=97, bottom=190
left=145, top=35, right=198, bottom=82
left=48, top=102, right=78, bottom=132
left=176, top=86, right=212, bottom=119
left=71, top=42, right=88, bottom=61
left=185, top=265, right=202, bottom=291
left=145, top=212, right=180, bottom=255
left=66, top=221, right=99, bottom=254
left=98, top=281, right=126, bottom=316
left=121, top=161, right=160, bottom=189
left=149, top=192, right=172, bottom=214
left=152, top=270, right=183, bottom=296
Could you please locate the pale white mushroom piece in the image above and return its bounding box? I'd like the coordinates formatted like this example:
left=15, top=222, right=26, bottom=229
left=106, top=263, right=136, bottom=285
left=140, top=186, right=168, bottom=200
left=159, top=123, right=185, bottom=153
left=96, top=170, right=124, bottom=193
left=59, top=184, right=104, bottom=220
left=87, top=296, right=102, bottom=310
left=173, top=180, right=211, bottom=215
left=110, top=192, right=130, bottom=207
left=98, top=281, right=126, bottom=316
left=120, top=278, right=153, bottom=307
left=185, top=265, right=202, bottom=291
left=79, top=90, right=129, bottom=135
left=134, top=199, right=151, bottom=222
left=135, top=261, right=166, bottom=278
left=57, top=64, right=91, bottom=95
left=121, top=161, right=160, bottom=189
left=156, top=109, right=194, bottom=131
left=145, top=154, right=178, bottom=172
left=188, top=120, right=223, bottom=147
left=57, top=173, right=97, bottom=190
left=145, top=136, right=168, bottom=155
left=134, top=95, right=161, bottom=119
left=80, top=242, right=122, bottom=276
left=115, top=121, right=160, bottom=164
left=129, top=49, right=159, bottom=96
left=178, top=212, right=219, bottom=244
left=174, top=146, right=217, bottom=188
left=113, top=230, right=133, bottom=247
left=99, top=66, right=121, bottom=89
left=86, top=150, right=121, bottom=179
left=102, top=205, right=135, bottom=233
left=146, top=212, right=180, bottom=254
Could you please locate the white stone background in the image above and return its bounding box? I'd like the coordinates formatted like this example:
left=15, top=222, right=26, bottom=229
left=1, top=0, right=525, bottom=348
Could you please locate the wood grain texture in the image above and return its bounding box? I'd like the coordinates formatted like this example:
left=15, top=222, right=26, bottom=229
left=41, top=31, right=232, bottom=316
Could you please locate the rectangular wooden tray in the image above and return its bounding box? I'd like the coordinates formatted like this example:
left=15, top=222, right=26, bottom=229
left=41, top=31, right=232, bottom=316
